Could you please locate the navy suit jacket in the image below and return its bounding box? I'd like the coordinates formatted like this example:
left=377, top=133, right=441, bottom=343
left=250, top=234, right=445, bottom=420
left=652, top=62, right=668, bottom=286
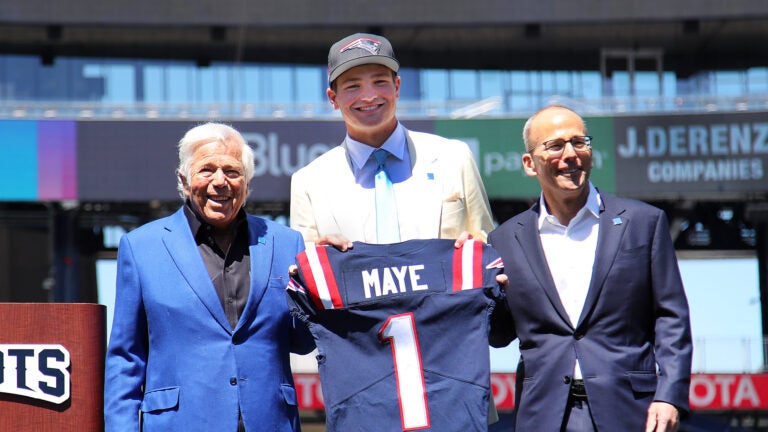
left=105, top=207, right=315, bottom=432
left=488, top=192, right=692, bottom=431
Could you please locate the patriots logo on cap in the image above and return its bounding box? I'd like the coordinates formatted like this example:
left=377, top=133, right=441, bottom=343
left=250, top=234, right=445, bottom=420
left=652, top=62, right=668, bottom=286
left=485, top=257, right=504, bottom=269
left=340, top=37, right=381, bottom=55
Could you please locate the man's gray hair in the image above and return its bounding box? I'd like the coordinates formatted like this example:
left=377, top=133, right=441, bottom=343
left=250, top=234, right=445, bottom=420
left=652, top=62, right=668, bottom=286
left=176, top=122, right=255, bottom=199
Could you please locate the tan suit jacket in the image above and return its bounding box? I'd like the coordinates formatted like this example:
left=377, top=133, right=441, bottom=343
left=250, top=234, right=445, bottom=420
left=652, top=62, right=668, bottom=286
left=290, top=129, right=493, bottom=243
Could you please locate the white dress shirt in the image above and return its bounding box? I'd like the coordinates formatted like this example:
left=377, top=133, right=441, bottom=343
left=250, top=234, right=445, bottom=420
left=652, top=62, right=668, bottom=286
left=538, top=182, right=601, bottom=379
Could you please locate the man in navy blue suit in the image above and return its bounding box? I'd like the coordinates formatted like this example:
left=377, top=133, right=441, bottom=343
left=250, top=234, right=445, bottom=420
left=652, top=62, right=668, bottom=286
left=488, top=106, right=692, bottom=432
left=105, top=122, right=314, bottom=432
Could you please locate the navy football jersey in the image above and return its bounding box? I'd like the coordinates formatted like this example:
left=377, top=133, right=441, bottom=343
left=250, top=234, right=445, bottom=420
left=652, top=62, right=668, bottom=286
left=287, top=239, right=504, bottom=432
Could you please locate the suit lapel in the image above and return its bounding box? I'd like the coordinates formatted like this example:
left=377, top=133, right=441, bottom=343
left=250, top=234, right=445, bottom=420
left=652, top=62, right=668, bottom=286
left=236, top=216, right=273, bottom=332
left=515, top=205, right=573, bottom=327
left=163, top=208, right=231, bottom=332
left=398, top=132, right=442, bottom=239
left=576, top=194, right=627, bottom=328
left=328, top=141, right=371, bottom=240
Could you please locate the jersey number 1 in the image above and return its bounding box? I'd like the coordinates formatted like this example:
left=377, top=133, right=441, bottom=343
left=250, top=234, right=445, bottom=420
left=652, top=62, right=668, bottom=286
left=379, top=312, right=431, bottom=430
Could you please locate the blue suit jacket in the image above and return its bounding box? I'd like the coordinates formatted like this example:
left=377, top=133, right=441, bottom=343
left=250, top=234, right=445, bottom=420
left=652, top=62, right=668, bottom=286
left=488, top=192, right=692, bottom=432
left=105, top=207, right=315, bottom=432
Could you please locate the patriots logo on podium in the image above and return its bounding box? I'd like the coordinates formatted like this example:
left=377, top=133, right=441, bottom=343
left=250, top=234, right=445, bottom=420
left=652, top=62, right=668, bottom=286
left=0, top=344, right=71, bottom=405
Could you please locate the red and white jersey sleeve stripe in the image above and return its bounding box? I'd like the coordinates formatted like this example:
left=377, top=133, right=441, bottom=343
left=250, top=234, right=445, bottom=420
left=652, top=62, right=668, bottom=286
left=451, top=239, right=484, bottom=291
left=297, top=244, right=345, bottom=310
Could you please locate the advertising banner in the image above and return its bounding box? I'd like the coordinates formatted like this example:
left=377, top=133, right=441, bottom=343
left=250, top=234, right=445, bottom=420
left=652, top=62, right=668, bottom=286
left=435, top=117, right=616, bottom=199
left=295, top=372, right=768, bottom=412
left=76, top=119, right=432, bottom=202
left=77, top=120, right=349, bottom=201
left=613, top=112, right=768, bottom=198
left=3, top=113, right=767, bottom=202
left=77, top=120, right=188, bottom=201
left=690, top=374, right=768, bottom=411
left=293, top=372, right=518, bottom=411
left=0, top=120, right=76, bottom=201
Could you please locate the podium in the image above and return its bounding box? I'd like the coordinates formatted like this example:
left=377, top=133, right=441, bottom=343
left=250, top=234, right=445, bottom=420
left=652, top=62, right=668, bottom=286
left=0, top=303, right=106, bottom=432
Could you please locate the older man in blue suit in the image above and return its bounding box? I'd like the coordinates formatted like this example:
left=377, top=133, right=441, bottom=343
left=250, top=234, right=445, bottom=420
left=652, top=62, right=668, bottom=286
left=105, top=122, right=314, bottom=432
left=489, top=106, right=692, bottom=432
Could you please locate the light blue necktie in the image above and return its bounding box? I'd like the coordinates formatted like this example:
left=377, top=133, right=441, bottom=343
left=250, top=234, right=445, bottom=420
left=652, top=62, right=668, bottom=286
left=373, top=149, right=400, bottom=243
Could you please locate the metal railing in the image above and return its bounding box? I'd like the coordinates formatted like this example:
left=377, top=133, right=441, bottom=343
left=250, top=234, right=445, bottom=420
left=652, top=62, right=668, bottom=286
left=2, top=93, right=768, bottom=120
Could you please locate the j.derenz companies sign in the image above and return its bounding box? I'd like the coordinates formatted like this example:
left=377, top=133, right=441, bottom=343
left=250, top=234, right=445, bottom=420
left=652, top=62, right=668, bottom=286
left=614, top=112, right=768, bottom=197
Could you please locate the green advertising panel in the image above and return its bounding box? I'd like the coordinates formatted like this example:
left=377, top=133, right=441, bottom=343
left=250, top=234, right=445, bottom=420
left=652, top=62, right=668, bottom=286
left=583, top=115, right=615, bottom=195
left=435, top=117, right=615, bottom=199
left=435, top=118, right=536, bottom=199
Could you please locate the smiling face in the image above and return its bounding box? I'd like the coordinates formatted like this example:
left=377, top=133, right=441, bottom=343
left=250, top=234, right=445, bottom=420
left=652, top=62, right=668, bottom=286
left=327, top=63, right=400, bottom=147
left=522, top=107, right=592, bottom=203
left=180, top=138, right=248, bottom=230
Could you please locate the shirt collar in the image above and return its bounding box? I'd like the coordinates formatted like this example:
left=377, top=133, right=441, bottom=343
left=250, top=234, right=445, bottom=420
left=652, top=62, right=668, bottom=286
left=346, top=122, right=407, bottom=172
left=538, top=182, right=601, bottom=230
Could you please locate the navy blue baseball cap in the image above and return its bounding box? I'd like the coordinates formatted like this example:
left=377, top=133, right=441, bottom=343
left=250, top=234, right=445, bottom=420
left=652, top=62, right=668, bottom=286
left=327, top=33, right=400, bottom=85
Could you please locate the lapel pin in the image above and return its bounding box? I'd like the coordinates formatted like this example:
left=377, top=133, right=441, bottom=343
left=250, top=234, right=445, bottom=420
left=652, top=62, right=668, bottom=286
left=258, top=236, right=266, bottom=244
left=612, top=218, right=622, bottom=226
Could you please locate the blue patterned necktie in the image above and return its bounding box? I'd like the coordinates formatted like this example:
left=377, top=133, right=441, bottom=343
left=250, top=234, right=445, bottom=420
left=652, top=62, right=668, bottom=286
left=373, top=149, right=400, bottom=243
